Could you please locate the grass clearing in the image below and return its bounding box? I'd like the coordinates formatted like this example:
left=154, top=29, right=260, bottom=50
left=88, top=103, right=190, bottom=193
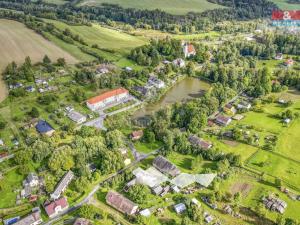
left=79, top=0, right=225, bottom=15
left=270, top=0, right=300, bottom=10
left=44, top=19, right=147, bottom=55
left=247, top=150, right=300, bottom=188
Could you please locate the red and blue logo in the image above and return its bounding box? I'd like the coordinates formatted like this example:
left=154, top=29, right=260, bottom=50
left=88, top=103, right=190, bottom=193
left=272, top=10, right=300, bottom=26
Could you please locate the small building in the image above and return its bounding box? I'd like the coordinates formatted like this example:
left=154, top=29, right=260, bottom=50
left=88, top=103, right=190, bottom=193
left=73, top=218, right=91, bottom=225
left=215, top=115, right=232, bottom=126
left=174, top=203, right=186, bottom=214
left=191, top=198, right=200, bottom=207
left=44, top=197, right=69, bottom=218
left=23, top=173, right=40, bottom=188
left=172, top=58, right=185, bottom=68
left=182, top=42, right=196, bottom=58
left=0, top=139, right=4, bottom=146
left=275, top=53, right=283, bottom=60
left=284, top=59, right=294, bottom=67
left=153, top=155, right=181, bottom=177
left=148, top=76, right=165, bottom=89
left=283, top=118, right=291, bottom=124
left=232, top=114, right=244, bottom=121
left=152, top=185, right=163, bottom=195
left=106, top=191, right=138, bottom=215
left=188, top=135, right=212, bottom=150
left=51, top=171, right=74, bottom=200
left=131, top=130, right=143, bottom=141
left=86, top=88, right=129, bottom=111
left=278, top=99, right=286, bottom=104
left=139, top=208, right=151, bottom=217
left=35, top=120, right=55, bottom=136
left=237, top=101, right=251, bottom=110
left=224, top=104, right=236, bottom=115
left=67, top=111, right=87, bottom=124
left=124, top=158, right=131, bottom=166
left=13, top=211, right=42, bottom=225
left=171, top=185, right=180, bottom=193
left=125, top=66, right=133, bottom=71
left=26, top=86, right=36, bottom=93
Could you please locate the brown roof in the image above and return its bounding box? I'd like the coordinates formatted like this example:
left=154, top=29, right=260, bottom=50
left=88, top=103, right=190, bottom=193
left=106, top=191, right=138, bottom=215
left=188, top=135, right=212, bottom=150
left=215, top=115, right=231, bottom=125
left=13, top=212, right=42, bottom=225
left=87, top=88, right=128, bottom=105
left=153, top=156, right=180, bottom=177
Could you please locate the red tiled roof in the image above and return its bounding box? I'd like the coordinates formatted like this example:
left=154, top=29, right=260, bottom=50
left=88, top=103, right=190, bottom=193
left=187, top=44, right=196, bottom=54
left=131, top=130, right=143, bottom=138
left=44, top=197, right=68, bottom=217
left=87, top=88, right=128, bottom=105
left=285, top=59, right=294, bottom=65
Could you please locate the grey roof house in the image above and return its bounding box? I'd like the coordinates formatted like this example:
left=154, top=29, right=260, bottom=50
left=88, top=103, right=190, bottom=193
left=153, top=156, right=181, bottom=177
left=51, top=171, right=74, bottom=200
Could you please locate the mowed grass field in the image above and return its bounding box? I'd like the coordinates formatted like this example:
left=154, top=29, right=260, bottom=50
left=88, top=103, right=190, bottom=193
left=44, top=19, right=147, bottom=54
left=0, top=19, right=77, bottom=102
left=270, top=0, right=300, bottom=10
left=79, top=0, right=225, bottom=15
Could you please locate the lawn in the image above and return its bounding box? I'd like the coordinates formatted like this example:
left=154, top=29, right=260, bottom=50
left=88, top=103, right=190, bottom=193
left=239, top=111, right=284, bottom=134
left=79, top=0, right=225, bottom=15
left=270, top=0, right=300, bottom=10
left=204, top=135, right=258, bottom=162
left=247, top=150, right=300, bottom=189
left=44, top=19, right=147, bottom=54
left=167, top=152, right=217, bottom=173
left=134, top=141, right=162, bottom=154
left=276, top=118, right=300, bottom=161
left=173, top=31, right=220, bottom=40
left=0, top=168, right=24, bottom=208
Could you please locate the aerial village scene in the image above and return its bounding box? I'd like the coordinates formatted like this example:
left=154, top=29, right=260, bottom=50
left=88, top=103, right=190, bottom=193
left=0, top=0, right=299, bottom=225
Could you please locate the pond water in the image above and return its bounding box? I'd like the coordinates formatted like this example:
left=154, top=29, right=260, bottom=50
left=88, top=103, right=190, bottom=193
left=133, top=77, right=211, bottom=119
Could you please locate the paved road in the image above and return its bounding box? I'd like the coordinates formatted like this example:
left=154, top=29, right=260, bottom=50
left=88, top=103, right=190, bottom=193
left=43, top=148, right=160, bottom=225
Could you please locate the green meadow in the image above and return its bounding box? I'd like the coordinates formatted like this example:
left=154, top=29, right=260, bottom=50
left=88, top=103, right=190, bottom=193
left=270, top=0, right=300, bottom=10
left=79, top=0, right=225, bottom=15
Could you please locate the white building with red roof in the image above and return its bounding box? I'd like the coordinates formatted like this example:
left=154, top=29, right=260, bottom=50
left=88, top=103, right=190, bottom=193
left=44, top=197, right=69, bottom=218
left=182, top=42, right=196, bottom=58
left=86, top=88, right=129, bottom=111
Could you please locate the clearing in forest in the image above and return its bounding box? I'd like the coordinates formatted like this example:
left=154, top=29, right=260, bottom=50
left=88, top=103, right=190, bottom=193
left=79, top=0, right=225, bottom=15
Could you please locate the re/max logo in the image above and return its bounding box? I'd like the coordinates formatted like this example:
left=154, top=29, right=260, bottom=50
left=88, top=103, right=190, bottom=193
left=272, top=10, right=300, bottom=20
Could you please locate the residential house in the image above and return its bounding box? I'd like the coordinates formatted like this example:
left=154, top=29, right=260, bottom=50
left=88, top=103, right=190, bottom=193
left=152, top=185, right=163, bottom=195
left=23, top=173, right=40, bottom=188
left=51, top=171, right=74, bottom=200
left=188, top=135, right=212, bottom=150
left=44, top=197, right=69, bottom=218
left=133, top=86, right=153, bottom=98
left=35, top=120, right=55, bottom=136
left=86, top=88, right=129, bottom=111
left=237, top=101, right=251, bottom=110
left=67, top=111, right=87, bottom=124
left=191, top=198, right=200, bottom=207
left=182, top=42, right=196, bottom=58
left=13, top=211, right=42, bottom=225
left=172, top=58, right=185, bottom=68
left=284, top=59, right=294, bottom=67
left=148, top=76, right=165, bottom=89
left=224, top=103, right=236, bottom=115
left=124, top=158, right=131, bottom=166
left=153, top=155, right=181, bottom=177
left=215, top=115, right=232, bottom=126
left=131, top=130, right=143, bottom=141
left=73, top=218, right=91, bottom=225
left=275, top=53, right=283, bottom=60
left=174, top=203, right=186, bottom=214
left=106, top=191, right=138, bottom=215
